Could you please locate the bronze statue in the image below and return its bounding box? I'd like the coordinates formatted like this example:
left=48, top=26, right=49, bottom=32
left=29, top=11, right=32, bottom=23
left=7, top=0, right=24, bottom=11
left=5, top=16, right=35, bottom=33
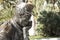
left=0, top=2, right=34, bottom=40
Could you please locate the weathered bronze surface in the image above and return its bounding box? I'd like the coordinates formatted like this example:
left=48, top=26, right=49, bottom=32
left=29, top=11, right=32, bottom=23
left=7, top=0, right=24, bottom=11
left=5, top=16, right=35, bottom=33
left=0, top=2, right=34, bottom=40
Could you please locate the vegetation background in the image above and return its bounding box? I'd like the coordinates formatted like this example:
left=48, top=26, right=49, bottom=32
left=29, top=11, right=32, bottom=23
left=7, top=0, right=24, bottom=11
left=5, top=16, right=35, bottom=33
left=0, top=0, right=60, bottom=40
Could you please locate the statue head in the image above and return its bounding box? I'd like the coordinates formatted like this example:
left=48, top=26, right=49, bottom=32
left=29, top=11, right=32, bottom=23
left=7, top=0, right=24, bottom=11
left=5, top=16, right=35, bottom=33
left=15, top=2, right=34, bottom=17
left=14, top=2, right=34, bottom=26
left=0, top=2, right=34, bottom=40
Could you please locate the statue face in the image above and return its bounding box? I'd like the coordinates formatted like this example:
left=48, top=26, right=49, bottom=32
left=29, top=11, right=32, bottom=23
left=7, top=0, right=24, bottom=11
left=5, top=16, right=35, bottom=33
left=15, top=2, right=34, bottom=26
left=15, top=2, right=34, bottom=17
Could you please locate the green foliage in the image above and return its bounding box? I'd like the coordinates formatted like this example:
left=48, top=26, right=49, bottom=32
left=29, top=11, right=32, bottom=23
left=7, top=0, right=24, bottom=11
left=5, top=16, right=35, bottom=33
left=0, top=0, right=15, bottom=22
left=0, top=8, right=14, bottom=22
left=32, top=0, right=44, bottom=18
left=32, top=0, right=60, bottom=37
left=38, top=10, right=60, bottom=37
left=30, top=35, right=44, bottom=40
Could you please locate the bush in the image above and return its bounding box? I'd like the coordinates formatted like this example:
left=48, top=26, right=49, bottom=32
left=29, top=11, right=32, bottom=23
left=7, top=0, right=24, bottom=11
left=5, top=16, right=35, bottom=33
left=0, top=0, right=15, bottom=22
left=38, top=11, right=60, bottom=37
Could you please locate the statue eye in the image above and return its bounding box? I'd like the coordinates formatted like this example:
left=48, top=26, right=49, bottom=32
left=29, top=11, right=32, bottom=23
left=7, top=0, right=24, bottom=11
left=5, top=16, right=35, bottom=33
left=20, top=13, right=24, bottom=16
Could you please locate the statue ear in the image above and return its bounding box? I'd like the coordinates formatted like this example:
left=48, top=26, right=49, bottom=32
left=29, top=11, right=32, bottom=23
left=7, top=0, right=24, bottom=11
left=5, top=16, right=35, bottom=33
left=26, top=3, right=35, bottom=11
